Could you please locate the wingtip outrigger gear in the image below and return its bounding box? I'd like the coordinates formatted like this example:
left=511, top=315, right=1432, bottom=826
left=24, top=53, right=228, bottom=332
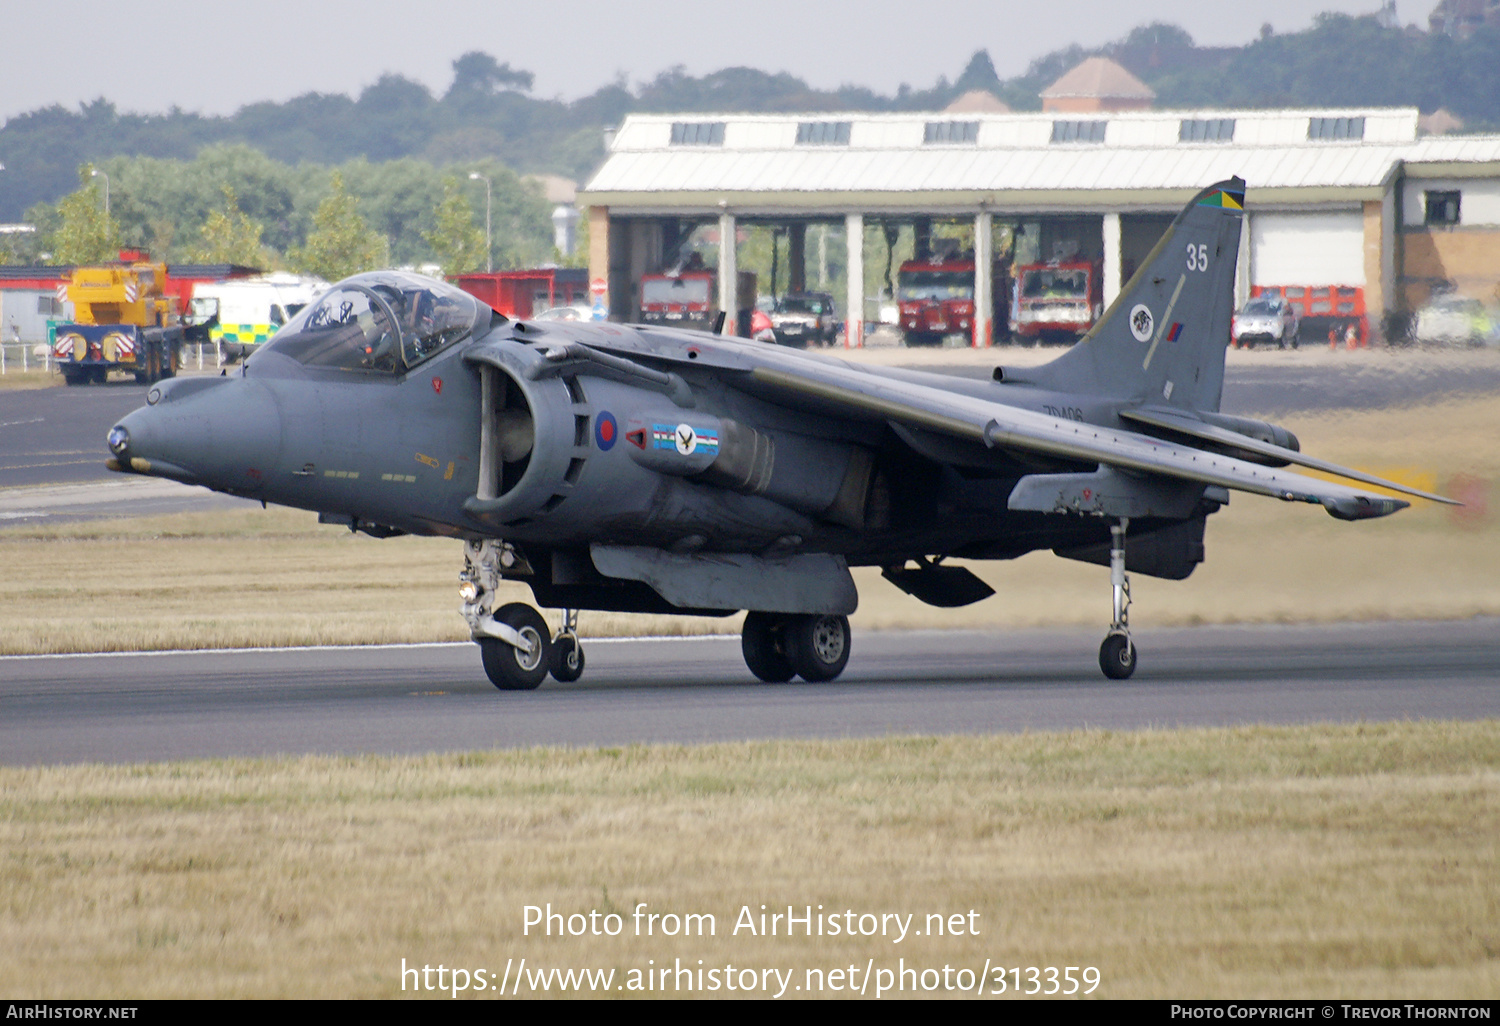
left=1099, top=519, right=1138, bottom=680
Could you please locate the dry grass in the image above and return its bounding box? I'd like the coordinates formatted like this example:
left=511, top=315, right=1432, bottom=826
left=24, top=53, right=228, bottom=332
left=0, top=394, right=1495, bottom=654
left=0, top=364, right=62, bottom=390
left=1, top=722, right=1495, bottom=998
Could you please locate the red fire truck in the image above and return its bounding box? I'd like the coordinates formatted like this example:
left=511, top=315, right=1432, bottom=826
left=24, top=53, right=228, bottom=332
left=639, top=270, right=719, bottom=331
left=896, top=258, right=1009, bottom=347
left=637, top=270, right=759, bottom=334
left=450, top=268, right=590, bottom=319
left=1011, top=259, right=1103, bottom=343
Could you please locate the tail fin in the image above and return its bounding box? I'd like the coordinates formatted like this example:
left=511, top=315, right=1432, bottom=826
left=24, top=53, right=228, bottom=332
left=1025, top=178, right=1244, bottom=413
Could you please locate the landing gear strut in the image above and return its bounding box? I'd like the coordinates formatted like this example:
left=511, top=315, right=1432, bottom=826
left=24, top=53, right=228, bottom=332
left=741, top=612, right=851, bottom=683
left=461, top=540, right=588, bottom=689
left=1099, top=519, right=1138, bottom=680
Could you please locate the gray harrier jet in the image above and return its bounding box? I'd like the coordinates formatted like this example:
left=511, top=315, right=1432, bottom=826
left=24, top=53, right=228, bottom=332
left=105, top=179, right=1453, bottom=688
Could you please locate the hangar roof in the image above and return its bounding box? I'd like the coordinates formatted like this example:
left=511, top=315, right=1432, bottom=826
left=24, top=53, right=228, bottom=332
left=582, top=108, right=1500, bottom=215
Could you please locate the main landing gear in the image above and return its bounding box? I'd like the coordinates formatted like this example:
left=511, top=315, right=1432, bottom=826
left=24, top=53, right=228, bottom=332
left=461, top=540, right=588, bottom=690
left=1099, top=519, right=1138, bottom=680
left=741, top=611, right=851, bottom=683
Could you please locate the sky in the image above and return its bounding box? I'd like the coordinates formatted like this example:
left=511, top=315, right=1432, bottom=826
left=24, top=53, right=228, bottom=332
left=0, top=0, right=1435, bottom=123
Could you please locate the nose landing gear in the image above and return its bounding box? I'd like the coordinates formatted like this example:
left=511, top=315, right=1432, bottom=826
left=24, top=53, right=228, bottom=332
left=461, top=540, right=588, bottom=689
left=1099, top=519, right=1138, bottom=680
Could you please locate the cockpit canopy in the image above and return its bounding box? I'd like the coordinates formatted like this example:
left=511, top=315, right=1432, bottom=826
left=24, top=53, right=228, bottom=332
left=260, top=271, right=487, bottom=373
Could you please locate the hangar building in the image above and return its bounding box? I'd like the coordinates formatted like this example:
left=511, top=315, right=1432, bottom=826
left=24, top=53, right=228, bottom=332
left=580, top=106, right=1500, bottom=345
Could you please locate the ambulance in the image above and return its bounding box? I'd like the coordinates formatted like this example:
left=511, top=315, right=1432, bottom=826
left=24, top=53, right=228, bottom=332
left=187, top=273, right=328, bottom=357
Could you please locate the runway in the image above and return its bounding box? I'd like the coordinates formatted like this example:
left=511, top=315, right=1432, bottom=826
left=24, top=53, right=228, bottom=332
left=4, top=619, right=1497, bottom=766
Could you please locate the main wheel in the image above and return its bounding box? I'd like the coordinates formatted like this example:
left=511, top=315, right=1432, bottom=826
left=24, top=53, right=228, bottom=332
left=1099, top=633, right=1137, bottom=680
left=479, top=603, right=551, bottom=691
left=784, top=614, right=851, bottom=682
left=62, top=368, right=85, bottom=387
left=551, top=635, right=585, bottom=683
left=741, top=611, right=794, bottom=683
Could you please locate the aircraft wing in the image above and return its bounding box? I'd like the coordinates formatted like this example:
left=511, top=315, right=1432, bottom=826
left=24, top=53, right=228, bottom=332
left=739, top=357, right=1415, bottom=521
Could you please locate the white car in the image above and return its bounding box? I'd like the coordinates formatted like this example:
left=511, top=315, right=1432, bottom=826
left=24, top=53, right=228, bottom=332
left=1411, top=296, right=1499, bottom=347
left=531, top=305, right=599, bottom=323
left=1232, top=296, right=1300, bottom=349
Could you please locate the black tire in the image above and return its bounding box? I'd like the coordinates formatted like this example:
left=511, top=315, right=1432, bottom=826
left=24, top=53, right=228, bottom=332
left=784, top=613, right=851, bottom=682
left=551, top=635, right=585, bottom=683
left=91, top=366, right=108, bottom=384
left=479, top=603, right=551, bottom=691
left=741, top=611, right=794, bottom=683
left=62, top=368, right=85, bottom=387
left=1099, top=633, right=1137, bottom=680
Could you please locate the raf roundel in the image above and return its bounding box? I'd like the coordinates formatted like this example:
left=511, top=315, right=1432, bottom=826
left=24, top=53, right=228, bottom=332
left=1129, top=304, right=1155, bottom=343
left=594, top=411, right=618, bottom=451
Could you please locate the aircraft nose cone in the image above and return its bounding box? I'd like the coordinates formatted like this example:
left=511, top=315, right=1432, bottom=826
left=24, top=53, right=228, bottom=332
left=109, top=377, right=282, bottom=492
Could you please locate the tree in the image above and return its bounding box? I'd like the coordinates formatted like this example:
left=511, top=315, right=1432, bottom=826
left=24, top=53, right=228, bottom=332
left=47, top=165, right=120, bottom=264
left=289, top=171, right=385, bottom=281
left=953, top=50, right=1002, bottom=95
left=423, top=177, right=487, bottom=275
left=192, top=186, right=268, bottom=267
left=448, top=52, right=534, bottom=96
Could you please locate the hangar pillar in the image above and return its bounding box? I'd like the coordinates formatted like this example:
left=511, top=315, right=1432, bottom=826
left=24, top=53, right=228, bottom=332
left=1235, top=210, right=1252, bottom=309
left=974, top=211, right=993, bottom=348
left=606, top=213, right=633, bottom=322
left=718, top=211, right=737, bottom=335
left=788, top=224, right=807, bottom=294
left=588, top=206, right=612, bottom=318
left=1102, top=212, right=1122, bottom=310
left=845, top=213, right=864, bottom=347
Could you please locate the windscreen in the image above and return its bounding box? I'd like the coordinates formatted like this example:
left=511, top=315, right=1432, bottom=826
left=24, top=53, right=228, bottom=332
left=1020, top=269, right=1088, bottom=300
left=1242, top=300, right=1278, bottom=315
left=778, top=296, right=828, bottom=315
left=642, top=277, right=711, bottom=306
left=898, top=271, right=973, bottom=302
left=262, top=271, right=484, bottom=372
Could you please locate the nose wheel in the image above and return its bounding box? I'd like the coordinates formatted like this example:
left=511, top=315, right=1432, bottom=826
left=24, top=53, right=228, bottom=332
left=461, top=541, right=589, bottom=689
left=1098, top=519, right=1138, bottom=680
left=550, top=608, right=585, bottom=683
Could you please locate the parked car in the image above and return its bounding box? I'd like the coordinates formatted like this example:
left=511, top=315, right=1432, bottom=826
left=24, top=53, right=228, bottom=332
left=531, top=304, right=598, bottom=323
left=1232, top=296, right=1300, bottom=349
left=1411, top=295, right=1500, bottom=346
left=769, top=292, right=838, bottom=347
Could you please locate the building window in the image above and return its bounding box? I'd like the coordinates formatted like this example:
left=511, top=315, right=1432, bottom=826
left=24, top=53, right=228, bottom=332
left=1308, top=116, right=1365, bottom=140
left=1051, top=120, right=1107, bottom=143
left=1179, top=118, right=1235, bottom=142
left=670, top=122, right=725, bottom=146
left=796, top=121, right=851, bottom=145
left=1424, top=190, right=1461, bottom=225
left=924, top=121, right=979, bottom=144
